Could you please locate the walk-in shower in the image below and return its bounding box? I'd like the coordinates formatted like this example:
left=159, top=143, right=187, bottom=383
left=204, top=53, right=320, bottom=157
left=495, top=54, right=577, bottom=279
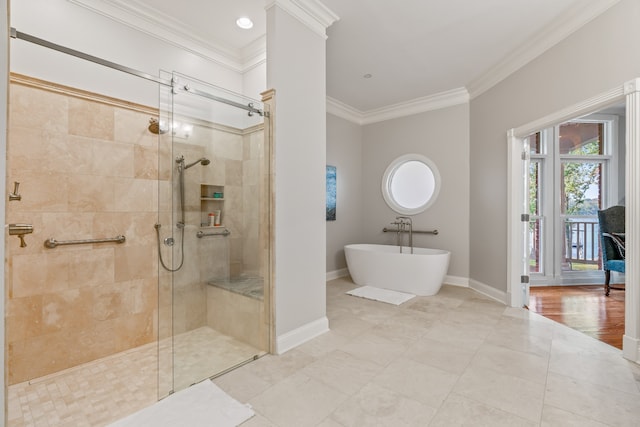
left=6, top=28, right=273, bottom=425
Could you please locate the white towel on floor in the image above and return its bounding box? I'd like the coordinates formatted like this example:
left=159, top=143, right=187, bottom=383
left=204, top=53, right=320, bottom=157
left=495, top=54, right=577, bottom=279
left=346, top=286, right=415, bottom=305
left=107, top=379, right=254, bottom=427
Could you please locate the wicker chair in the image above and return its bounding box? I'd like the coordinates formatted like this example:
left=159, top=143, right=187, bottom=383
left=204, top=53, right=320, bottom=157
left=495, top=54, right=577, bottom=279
left=597, top=206, right=625, bottom=296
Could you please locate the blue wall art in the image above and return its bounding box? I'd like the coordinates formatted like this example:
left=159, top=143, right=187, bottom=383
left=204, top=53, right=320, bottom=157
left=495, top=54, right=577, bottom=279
left=326, top=165, right=336, bottom=221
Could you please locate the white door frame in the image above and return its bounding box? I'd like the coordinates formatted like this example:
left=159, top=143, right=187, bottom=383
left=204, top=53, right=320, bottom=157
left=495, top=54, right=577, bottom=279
left=507, top=78, right=640, bottom=363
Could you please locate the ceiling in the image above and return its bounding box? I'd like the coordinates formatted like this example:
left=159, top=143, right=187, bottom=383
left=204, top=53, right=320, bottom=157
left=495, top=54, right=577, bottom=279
left=87, top=0, right=618, bottom=113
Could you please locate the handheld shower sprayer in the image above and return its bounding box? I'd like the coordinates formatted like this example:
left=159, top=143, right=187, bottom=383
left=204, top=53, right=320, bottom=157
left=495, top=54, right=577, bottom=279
left=156, top=155, right=212, bottom=272
left=175, top=156, right=211, bottom=171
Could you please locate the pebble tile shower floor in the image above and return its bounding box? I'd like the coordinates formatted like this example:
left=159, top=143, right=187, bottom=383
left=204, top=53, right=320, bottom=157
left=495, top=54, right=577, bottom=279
left=8, top=327, right=260, bottom=426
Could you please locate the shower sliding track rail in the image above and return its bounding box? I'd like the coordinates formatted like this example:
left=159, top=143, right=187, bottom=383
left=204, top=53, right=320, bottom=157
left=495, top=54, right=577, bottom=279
left=382, top=227, right=439, bottom=235
left=44, top=235, right=126, bottom=249
left=10, top=28, right=267, bottom=116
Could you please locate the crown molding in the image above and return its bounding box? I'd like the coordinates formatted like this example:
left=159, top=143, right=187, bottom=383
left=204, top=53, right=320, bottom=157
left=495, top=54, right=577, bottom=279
left=242, top=35, right=268, bottom=73
left=363, top=88, right=469, bottom=124
left=327, top=87, right=470, bottom=125
left=67, top=0, right=266, bottom=74
left=266, top=0, right=339, bottom=39
left=467, top=0, right=620, bottom=99
left=327, top=97, right=365, bottom=124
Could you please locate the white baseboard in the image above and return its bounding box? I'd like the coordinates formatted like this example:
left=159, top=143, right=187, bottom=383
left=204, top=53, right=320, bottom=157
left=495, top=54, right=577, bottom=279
left=623, top=335, right=640, bottom=364
left=444, top=275, right=469, bottom=287
left=469, top=279, right=508, bottom=305
left=326, top=268, right=349, bottom=281
left=276, top=317, right=329, bottom=355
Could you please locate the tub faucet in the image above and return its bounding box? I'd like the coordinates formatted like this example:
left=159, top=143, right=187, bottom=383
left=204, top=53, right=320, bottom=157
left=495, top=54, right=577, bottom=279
left=395, top=216, right=413, bottom=254
left=391, top=219, right=403, bottom=248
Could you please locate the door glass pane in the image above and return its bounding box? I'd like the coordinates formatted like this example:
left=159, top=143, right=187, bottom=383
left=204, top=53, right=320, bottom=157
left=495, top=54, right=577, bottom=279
left=561, top=161, right=602, bottom=271
left=561, top=162, right=602, bottom=215
left=529, top=132, right=542, bottom=154
left=559, top=122, right=603, bottom=155
left=528, top=160, right=543, bottom=274
left=157, top=72, right=271, bottom=397
left=529, top=218, right=542, bottom=273
left=529, top=161, right=541, bottom=216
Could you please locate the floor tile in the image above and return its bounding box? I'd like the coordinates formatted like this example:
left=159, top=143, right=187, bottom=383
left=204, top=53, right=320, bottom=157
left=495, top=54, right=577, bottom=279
left=329, top=382, right=437, bottom=427
left=406, top=337, right=476, bottom=375
left=453, top=364, right=546, bottom=422
left=372, top=357, right=459, bottom=408
left=544, top=373, right=640, bottom=427
left=430, top=393, right=537, bottom=427
left=301, top=350, right=382, bottom=395
left=541, top=405, right=610, bottom=427
left=248, top=372, right=348, bottom=427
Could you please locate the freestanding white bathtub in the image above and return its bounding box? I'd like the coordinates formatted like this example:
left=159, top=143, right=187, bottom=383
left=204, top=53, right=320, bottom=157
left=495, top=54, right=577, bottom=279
left=344, top=244, right=450, bottom=296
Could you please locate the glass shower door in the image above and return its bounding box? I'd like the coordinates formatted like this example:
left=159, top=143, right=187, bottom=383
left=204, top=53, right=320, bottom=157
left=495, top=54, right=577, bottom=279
left=157, top=72, right=271, bottom=397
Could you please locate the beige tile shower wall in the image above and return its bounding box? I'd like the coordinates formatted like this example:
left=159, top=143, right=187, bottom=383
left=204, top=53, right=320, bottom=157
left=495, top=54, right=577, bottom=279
left=166, top=122, right=247, bottom=335
left=5, top=77, right=160, bottom=384
left=242, top=127, right=264, bottom=275
left=205, top=286, right=266, bottom=350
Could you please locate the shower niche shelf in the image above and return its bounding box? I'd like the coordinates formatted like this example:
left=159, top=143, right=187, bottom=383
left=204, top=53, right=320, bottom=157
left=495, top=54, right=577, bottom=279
left=200, top=184, right=224, bottom=227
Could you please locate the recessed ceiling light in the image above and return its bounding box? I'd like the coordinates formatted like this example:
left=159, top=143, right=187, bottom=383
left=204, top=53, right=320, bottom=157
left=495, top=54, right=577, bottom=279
left=363, top=74, right=372, bottom=79
left=236, top=17, right=254, bottom=29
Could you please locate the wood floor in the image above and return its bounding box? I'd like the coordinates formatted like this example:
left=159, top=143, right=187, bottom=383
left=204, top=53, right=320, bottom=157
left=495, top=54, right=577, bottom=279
left=529, top=284, right=625, bottom=349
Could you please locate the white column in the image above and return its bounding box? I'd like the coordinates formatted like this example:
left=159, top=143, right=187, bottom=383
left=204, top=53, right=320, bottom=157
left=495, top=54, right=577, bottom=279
left=266, top=0, right=338, bottom=352
left=623, top=78, right=640, bottom=363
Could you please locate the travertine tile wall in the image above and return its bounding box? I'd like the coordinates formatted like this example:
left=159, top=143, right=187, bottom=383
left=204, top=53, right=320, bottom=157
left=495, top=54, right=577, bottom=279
left=6, top=75, right=271, bottom=387
left=204, top=125, right=268, bottom=350
left=242, top=127, right=265, bottom=275
left=166, top=123, right=248, bottom=336
left=6, top=76, right=160, bottom=384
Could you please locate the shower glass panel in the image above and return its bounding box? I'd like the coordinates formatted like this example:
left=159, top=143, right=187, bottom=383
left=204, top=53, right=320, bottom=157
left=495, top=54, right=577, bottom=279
left=157, top=72, right=271, bottom=397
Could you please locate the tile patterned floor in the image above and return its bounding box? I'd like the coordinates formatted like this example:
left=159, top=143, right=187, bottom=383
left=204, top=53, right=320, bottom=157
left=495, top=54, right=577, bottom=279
left=8, top=278, right=640, bottom=426
left=213, top=278, right=640, bottom=427
left=8, top=326, right=261, bottom=426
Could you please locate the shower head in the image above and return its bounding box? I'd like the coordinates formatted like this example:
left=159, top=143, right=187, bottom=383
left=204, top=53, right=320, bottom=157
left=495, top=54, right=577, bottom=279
left=148, top=118, right=167, bottom=134
left=177, top=157, right=211, bottom=170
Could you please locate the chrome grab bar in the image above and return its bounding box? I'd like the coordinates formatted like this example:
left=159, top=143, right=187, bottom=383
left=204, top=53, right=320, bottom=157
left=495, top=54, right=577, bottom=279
left=382, top=227, right=439, bottom=235
left=197, top=229, right=231, bottom=238
left=44, top=235, right=126, bottom=249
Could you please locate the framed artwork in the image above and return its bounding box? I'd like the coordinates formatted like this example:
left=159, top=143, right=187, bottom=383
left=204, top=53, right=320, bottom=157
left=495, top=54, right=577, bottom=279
left=326, top=165, right=336, bottom=221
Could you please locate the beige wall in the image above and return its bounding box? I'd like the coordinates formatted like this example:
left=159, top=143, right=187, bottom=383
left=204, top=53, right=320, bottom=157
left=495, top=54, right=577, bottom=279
left=470, top=0, right=640, bottom=292
left=6, top=77, right=159, bottom=384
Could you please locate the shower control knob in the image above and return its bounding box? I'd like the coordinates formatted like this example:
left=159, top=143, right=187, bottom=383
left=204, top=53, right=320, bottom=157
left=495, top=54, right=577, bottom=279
left=8, top=223, right=33, bottom=248
left=164, top=237, right=175, bottom=247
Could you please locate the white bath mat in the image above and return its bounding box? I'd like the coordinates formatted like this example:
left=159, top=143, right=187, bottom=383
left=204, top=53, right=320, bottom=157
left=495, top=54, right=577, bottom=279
left=346, top=286, right=415, bottom=305
left=107, top=379, right=254, bottom=427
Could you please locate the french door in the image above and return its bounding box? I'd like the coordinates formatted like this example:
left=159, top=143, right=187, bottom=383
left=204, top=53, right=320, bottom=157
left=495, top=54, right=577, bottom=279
left=528, top=115, right=618, bottom=285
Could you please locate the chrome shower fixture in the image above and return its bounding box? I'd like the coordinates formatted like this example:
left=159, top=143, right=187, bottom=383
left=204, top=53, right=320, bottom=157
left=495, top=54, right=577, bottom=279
left=176, top=156, right=211, bottom=170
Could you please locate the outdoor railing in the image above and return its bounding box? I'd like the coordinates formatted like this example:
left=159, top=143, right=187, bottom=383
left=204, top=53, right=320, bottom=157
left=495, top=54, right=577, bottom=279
left=564, top=219, right=600, bottom=266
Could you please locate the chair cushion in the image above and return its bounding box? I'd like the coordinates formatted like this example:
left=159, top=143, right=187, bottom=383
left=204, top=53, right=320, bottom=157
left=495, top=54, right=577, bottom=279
left=605, top=259, right=625, bottom=273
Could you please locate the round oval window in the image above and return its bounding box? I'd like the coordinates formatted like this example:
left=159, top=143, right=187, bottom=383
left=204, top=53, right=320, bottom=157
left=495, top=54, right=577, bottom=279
left=381, top=154, right=441, bottom=215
